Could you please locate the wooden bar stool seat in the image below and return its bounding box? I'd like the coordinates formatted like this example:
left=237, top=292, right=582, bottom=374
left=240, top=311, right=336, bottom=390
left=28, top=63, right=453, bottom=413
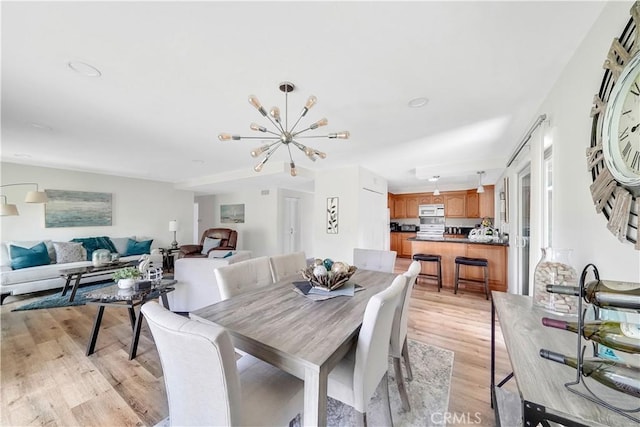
left=454, top=256, right=489, bottom=299
left=412, top=253, right=442, bottom=291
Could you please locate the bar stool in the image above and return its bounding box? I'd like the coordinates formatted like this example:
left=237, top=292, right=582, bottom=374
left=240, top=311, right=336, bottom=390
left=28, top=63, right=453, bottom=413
left=412, top=254, right=442, bottom=291
left=454, top=256, right=489, bottom=299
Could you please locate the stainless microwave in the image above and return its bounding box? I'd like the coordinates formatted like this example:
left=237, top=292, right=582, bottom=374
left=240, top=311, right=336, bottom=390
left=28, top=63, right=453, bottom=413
left=418, top=204, right=445, bottom=217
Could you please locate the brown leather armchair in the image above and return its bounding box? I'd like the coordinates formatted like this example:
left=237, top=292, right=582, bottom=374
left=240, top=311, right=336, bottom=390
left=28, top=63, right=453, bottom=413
left=178, top=228, right=238, bottom=259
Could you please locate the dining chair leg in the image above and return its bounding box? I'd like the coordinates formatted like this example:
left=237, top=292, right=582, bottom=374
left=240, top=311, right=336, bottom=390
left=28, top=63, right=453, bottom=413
left=393, top=356, right=411, bottom=411
left=402, top=337, right=413, bottom=381
left=360, top=411, right=367, bottom=427
left=382, top=372, right=394, bottom=426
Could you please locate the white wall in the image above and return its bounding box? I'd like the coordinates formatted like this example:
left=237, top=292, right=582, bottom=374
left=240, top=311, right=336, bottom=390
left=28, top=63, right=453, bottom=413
left=1, top=162, right=194, bottom=248
left=313, top=166, right=388, bottom=264
left=524, top=2, right=639, bottom=283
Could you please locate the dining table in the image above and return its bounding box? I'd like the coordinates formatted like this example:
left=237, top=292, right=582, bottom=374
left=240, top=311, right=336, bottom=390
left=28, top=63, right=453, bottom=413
left=190, top=268, right=399, bottom=426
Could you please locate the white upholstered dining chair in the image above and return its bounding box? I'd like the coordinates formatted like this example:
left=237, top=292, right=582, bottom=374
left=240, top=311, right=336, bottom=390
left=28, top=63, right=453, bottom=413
left=141, top=301, right=303, bottom=426
left=327, top=274, right=406, bottom=426
left=269, top=251, right=307, bottom=281
left=214, top=256, right=274, bottom=300
left=352, top=248, right=397, bottom=273
left=390, top=260, right=421, bottom=411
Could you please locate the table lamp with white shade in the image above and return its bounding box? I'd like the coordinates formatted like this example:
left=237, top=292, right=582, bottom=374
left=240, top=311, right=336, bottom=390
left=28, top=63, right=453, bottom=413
left=169, top=220, right=178, bottom=249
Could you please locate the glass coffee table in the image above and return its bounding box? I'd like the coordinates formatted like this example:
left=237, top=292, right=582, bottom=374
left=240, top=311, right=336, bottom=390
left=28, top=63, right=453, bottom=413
left=59, top=261, right=138, bottom=302
left=84, top=279, right=178, bottom=360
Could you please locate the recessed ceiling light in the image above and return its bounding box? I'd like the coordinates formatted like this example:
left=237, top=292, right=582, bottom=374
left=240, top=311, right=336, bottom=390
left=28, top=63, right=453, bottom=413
left=68, top=61, right=102, bottom=77
left=408, top=97, right=429, bottom=108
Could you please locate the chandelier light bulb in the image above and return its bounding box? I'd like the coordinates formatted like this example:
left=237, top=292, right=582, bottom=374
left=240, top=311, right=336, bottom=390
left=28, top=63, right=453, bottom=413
left=290, top=162, right=297, bottom=177
left=248, top=95, right=262, bottom=110
left=310, top=118, right=328, bottom=129
left=251, top=145, right=270, bottom=157
left=316, top=150, right=327, bottom=159
left=269, top=107, right=281, bottom=122
left=329, top=131, right=350, bottom=139
left=305, top=96, right=317, bottom=110
left=250, top=123, right=267, bottom=132
left=254, top=158, right=267, bottom=172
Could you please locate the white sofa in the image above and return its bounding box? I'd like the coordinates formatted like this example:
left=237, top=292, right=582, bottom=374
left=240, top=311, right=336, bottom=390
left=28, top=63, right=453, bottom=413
left=0, top=238, right=151, bottom=304
left=167, top=250, right=252, bottom=312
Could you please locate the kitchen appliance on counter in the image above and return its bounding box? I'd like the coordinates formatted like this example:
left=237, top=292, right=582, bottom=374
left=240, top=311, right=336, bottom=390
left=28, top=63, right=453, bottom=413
left=390, top=222, right=400, bottom=231
left=400, top=224, right=418, bottom=232
left=417, top=204, right=445, bottom=239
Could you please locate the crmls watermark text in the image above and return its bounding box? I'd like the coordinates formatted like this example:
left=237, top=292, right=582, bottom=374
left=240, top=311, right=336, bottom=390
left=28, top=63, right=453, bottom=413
left=431, top=412, right=483, bottom=425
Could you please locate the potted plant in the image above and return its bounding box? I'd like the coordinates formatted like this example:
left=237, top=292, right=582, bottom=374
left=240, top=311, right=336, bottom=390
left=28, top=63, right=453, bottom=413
left=112, top=266, right=141, bottom=289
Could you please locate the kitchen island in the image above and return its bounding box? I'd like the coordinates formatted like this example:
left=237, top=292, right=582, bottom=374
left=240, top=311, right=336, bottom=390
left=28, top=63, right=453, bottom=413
left=409, top=237, right=509, bottom=293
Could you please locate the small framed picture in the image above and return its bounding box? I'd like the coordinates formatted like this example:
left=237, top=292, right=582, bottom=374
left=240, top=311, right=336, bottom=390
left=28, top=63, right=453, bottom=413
left=327, top=197, right=338, bottom=234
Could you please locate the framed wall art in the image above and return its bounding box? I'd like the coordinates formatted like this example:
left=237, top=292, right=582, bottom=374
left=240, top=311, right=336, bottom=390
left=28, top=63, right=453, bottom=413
left=45, top=189, right=112, bottom=228
left=327, top=197, right=338, bottom=234
left=221, top=204, right=245, bottom=223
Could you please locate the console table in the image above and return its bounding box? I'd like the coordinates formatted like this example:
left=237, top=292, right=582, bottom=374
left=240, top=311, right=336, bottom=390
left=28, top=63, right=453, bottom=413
left=491, top=291, right=638, bottom=427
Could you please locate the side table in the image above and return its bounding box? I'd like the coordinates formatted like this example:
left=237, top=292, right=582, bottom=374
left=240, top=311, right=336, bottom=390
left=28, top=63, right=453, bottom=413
left=84, top=279, right=178, bottom=360
left=159, top=247, right=180, bottom=272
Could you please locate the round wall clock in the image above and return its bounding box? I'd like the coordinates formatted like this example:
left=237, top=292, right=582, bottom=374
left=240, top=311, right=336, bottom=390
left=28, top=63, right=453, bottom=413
left=588, top=2, right=640, bottom=250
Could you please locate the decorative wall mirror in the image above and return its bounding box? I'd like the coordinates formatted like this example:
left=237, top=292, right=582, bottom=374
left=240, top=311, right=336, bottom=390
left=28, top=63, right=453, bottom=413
left=588, top=2, right=640, bottom=250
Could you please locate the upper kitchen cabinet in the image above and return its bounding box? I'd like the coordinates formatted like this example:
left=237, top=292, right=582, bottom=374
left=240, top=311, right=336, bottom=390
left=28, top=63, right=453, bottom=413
left=444, top=191, right=466, bottom=217
left=393, top=196, right=406, bottom=218
left=433, top=194, right=444, bottom=204
left=418, top=194, right=432, bottom=205
left=479, top=185, right=495, bottom=218
left=405, top=196, right=419, bottom=218
left=390, top=194, right=419, bottom=218
left=388, top=193, right=395, bottom=218
left=466, top=190, right=480, bottom=218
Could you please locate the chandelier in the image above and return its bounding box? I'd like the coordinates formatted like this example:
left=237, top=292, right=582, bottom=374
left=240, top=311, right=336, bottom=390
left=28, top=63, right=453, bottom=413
left=218, top=82, right=350, bottom=177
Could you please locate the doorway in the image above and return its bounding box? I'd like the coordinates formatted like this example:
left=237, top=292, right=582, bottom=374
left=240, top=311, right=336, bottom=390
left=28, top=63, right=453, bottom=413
left=517, top=165, right=531, bottom=295
left=283, top=197, right=301, bottom=253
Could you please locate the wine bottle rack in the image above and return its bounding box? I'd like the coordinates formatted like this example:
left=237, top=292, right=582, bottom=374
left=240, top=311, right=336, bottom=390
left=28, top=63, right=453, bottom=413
left=562, top=263, right=639, bottom=423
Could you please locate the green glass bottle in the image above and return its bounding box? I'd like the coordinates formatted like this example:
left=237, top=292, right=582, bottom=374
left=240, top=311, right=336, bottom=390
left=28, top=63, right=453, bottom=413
left=542, top=317, right=640, bottom=354
left=539, top=349, right=640, bottom=398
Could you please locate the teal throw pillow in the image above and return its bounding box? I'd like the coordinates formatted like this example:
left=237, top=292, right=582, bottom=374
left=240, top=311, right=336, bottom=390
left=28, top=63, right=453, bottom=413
left=71, top=236, right=118, bottom=260
left=10, top=242, right=51, bottom=270
left=126, top=239, right=153, bottom=256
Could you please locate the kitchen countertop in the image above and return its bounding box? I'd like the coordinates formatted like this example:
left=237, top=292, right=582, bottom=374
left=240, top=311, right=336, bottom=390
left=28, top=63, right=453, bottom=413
left=408, top=236, right=509, bottom=246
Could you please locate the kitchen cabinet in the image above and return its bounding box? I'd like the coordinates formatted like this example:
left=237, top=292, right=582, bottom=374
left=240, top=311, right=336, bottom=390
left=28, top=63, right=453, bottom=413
left=405, top=197, right=419, bottom=218
left=479, top=185, right=495, bottom=218
left=418, top=194, right=432, bottom=205
left=444, top=192, right=466, bottom=217
left=388, top=193, right=395, bottom=218
left=400, top=233, right=416, bottom=257
left=393, top=197, right=405, bottom=218
left=466, top=190, right=480, bottom=218
left=433, top=194, right=444, bottom=204
left=390, top=232, right=401, bottom=253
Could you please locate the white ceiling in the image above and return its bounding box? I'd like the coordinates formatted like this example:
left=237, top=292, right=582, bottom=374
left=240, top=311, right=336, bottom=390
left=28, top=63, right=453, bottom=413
left=1, top=1, right=606, bottom=195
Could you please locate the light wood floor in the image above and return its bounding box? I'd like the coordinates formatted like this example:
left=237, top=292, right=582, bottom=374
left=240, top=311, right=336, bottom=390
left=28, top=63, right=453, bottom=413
left=1, top=259, right=516, bottom=426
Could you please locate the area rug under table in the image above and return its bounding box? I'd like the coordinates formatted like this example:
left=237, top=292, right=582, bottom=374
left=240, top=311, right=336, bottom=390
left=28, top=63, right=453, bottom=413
left=155, top=339, right=454, bottom=427
left=12, top=281, right=116, bottom=311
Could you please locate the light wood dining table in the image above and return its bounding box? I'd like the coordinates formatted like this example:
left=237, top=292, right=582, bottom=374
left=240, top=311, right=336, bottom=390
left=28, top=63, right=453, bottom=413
left=190, top=268, right=398, bottom=426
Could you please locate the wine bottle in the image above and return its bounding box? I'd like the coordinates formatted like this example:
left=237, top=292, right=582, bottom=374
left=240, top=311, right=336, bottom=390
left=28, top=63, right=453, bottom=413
left=546, top=279, right=640, bottom=311
left=542, top=318, right=640, bottom=354
left=539, top=349, right=640, bottom=398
